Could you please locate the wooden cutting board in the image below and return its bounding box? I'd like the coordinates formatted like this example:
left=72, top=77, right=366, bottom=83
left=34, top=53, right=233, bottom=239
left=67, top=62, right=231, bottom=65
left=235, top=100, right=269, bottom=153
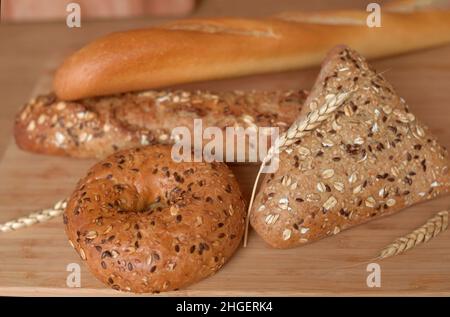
left=1, top=46, right=450, bottom=296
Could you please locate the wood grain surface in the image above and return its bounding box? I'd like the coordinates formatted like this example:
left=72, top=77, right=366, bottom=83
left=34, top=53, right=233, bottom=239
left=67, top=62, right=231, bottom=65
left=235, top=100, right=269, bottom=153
left=1, top=0, right=450, bottom=296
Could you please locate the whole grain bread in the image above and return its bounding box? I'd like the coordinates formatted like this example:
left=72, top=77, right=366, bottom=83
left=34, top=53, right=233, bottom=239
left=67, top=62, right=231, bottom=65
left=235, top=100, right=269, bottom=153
left=15, top=89, right=306, bottom=159
left=64, top=145, right=246, bottom=293
left=249, top=46, right=450, bottom=248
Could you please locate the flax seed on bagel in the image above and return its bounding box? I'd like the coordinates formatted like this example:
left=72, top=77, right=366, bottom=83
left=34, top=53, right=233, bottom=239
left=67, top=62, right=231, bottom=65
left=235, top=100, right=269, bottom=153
left=64, top=145, right=246, bottom=293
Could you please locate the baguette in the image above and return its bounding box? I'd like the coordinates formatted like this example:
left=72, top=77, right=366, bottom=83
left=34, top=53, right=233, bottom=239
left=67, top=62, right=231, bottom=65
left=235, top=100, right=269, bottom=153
left=249, top=46, right=450, bottom=248
left=14, top=89, right=306, bottom=159
left=54, top=9, right=450, bottom=100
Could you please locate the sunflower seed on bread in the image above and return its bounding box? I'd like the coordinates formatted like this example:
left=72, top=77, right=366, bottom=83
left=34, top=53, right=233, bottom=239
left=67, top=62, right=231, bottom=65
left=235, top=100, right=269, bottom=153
left=15, top=89, right=306, bottom=159
left=250, top=45, right=450, bottom=248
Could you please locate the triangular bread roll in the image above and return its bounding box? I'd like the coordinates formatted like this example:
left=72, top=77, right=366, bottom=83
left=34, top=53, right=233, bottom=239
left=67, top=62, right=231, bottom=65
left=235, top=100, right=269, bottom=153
left=249, top=45, right=450, bottom=248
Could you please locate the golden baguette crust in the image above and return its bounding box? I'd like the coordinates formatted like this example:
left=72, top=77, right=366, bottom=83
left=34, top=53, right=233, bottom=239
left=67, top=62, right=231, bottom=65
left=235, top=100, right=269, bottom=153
left=249, top=46, right=450, bottom=248
left=64, top=145, right=246, bottom=293
left=14, top=89, right=306, bottom=159
left=54, top=10, right=450, bottom=100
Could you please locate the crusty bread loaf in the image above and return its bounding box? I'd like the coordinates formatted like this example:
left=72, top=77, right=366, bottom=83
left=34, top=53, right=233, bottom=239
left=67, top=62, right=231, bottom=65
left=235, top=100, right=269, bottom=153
left=53, top=9, right=450, bottom=100
left=249, top=46, right=450, bottom=248
left=15, top=89, right=306, bottom=159
left=64, top=145, right=246, bottom=293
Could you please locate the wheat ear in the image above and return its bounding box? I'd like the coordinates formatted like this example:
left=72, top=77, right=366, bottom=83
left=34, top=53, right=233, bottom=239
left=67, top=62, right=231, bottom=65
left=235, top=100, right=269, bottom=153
left=243, top=92, right=352, bottom=247
left=377, top=210, right=449, bottom=259
left=0, top=199, right=67, bottom=233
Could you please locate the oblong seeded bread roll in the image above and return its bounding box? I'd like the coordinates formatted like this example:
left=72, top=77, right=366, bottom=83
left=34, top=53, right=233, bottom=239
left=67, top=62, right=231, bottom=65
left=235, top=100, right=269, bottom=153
left=14, top=89, right=306, bottom=159
left=53, top=9, right=450, bottom=100
left=249, top=45, right=450, bottom=248
left=64, top=145, right=246, bottom=293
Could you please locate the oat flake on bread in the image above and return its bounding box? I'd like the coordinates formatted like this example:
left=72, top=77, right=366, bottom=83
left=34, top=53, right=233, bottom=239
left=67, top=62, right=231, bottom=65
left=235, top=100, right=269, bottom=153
left=248, top=45, right=450, bottom=248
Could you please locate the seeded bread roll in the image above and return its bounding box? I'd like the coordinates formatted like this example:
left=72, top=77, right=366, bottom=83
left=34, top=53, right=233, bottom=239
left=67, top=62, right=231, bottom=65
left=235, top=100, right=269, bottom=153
left=14, top=89, right=306, bottom=159
left=249, top=46, right=450, bottom=248
left=53, top=9, right=450, bottom=100
left=64, top=145, right=246, bottom=293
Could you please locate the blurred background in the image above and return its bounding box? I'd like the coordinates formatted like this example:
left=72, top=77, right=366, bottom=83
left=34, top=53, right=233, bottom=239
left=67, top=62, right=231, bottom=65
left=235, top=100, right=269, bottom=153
left=1, top=0, right=196, bottom=21
left=1, top=0, right=395, bottom=22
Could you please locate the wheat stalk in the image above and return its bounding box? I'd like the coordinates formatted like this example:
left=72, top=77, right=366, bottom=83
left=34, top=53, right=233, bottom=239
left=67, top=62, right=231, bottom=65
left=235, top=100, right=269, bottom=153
left=243, top=91, right=353, bottom=246
left=0, top=199, right=67, bottom=233
left=377, top=210, right=449, bottom=259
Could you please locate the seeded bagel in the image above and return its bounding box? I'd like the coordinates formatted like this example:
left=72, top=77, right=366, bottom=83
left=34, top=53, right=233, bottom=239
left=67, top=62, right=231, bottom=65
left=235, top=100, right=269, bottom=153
left=64, top=145, right=246, bottom=293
